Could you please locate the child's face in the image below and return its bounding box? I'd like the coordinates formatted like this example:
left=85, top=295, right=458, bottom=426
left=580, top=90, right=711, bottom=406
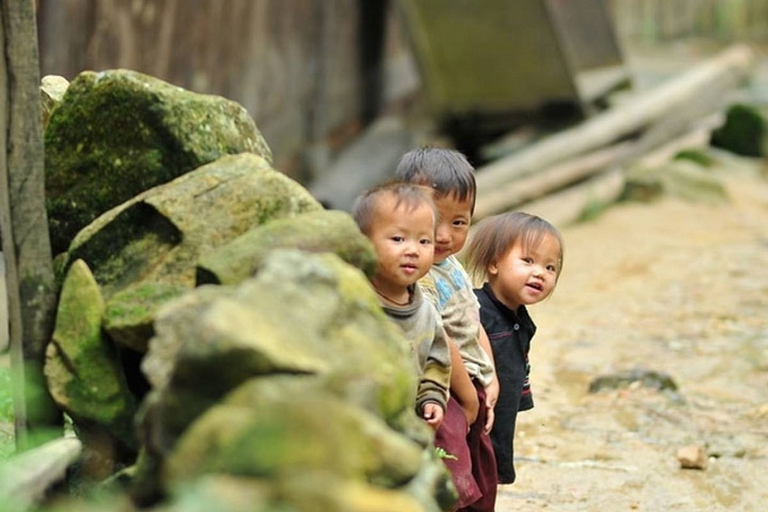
left=368, top=194, right=435, bottom=298
left=432, top=192, right=473, bottom=264
left=488, top=234, right=561, bottom=311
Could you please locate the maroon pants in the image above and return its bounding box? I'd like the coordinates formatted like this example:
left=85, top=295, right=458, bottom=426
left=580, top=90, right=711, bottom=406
left=435, top=382, right=498, bottom=511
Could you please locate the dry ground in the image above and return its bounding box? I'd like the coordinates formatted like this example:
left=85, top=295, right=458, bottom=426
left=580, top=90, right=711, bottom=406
left=495, top=156, right=768, bottom=511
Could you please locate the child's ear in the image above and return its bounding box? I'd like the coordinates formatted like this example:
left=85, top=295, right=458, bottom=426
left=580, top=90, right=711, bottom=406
left=488, top=261, right=499, bottom=276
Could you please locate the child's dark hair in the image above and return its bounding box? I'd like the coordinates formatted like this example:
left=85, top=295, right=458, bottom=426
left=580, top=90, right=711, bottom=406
left=395, top=147, right=477, bottom=214
left=466, top=211, right=564, bottom=284
left=352, top=180, right=435, bottom=235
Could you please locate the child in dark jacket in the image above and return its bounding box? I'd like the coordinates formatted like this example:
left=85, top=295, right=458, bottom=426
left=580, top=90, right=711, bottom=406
left=466, top=211, right=564, bottom=484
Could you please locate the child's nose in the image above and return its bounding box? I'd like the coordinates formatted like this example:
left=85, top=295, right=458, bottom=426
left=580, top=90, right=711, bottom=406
left=405, top=240, right=420, bottom=255
left=435, top=224, right=450, bottom=243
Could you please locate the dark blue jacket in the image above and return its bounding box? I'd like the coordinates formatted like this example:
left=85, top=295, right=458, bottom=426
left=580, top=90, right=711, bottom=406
left=475, top=283, right=535, bottom=484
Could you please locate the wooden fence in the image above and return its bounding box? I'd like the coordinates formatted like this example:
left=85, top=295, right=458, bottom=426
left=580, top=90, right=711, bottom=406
left=35, top=0, right=417, bottom=180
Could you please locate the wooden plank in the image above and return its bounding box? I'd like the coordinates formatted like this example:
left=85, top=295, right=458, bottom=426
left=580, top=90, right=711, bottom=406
left=0, top=0, right=60, bottom=451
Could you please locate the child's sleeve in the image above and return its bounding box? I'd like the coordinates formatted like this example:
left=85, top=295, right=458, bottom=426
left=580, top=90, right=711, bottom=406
left=415, top=317, right=451, bottom=414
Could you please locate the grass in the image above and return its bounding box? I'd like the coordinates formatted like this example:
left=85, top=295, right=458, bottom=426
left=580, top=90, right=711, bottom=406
left=0, top=366, right=15, bottom=459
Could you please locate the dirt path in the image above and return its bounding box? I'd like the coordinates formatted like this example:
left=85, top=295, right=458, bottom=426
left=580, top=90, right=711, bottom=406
left=494, top=156, right=768, bottom=511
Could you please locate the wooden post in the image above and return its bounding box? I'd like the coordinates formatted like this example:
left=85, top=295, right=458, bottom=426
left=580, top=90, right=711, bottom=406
left=0, top=0, right=61, bottom=451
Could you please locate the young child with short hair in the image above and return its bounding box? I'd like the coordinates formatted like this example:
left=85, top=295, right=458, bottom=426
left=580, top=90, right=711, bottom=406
left=466, top=211, right=563, bottom=485
left=352, top=181, right=451, bottom=430
left=396, top=147, right=499, bottom=512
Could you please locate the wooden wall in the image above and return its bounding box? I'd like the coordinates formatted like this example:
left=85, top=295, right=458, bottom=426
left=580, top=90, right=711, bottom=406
left=36, top=0, right=418, bottom=181
left=37, top=0, right=768, bottom=181
left=609, top=0, right=768, bottom=42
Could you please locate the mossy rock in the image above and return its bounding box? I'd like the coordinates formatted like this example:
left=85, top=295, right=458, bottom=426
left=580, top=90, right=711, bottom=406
left=103, top=282, right=189, bottom=354
left=139, top=250, right=416, bottom=460
left=164, top=378, right=424, bottom=488
left=60, top=153, right=322, bottom=299
left=45, top=69, right=272, bottom=256
left=622, top=160, right=728, bottom=204
left=196, top=209, right=377, bottom=286
left=44, top=259, right=137, bottom=448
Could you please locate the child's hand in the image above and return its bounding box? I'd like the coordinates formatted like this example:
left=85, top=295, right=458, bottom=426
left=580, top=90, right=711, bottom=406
left=423, top=402, right=445, bottom=431
left=484, top=375, right=500, bottom=434
left=484, top=405, right=495, bottom=434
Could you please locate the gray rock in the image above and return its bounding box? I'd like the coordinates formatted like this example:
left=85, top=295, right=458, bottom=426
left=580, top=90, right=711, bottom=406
left=623, top=159, right=729, bottom=204
left=588, top=368, right=678, bottom=393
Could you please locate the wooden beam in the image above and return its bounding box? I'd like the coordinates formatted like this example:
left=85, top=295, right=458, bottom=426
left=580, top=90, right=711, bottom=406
left=474, top=140, right=634, bottom=220
left=0, top=0, right=61, bottom=451
left=475, top=44, right=755, bottom=198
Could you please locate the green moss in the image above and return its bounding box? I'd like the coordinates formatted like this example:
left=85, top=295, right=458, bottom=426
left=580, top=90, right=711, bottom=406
left=45, top=69, right=271, bottom=256
left=103, top=282, right=188, bottom=352
left=198, top=210, right=377, bottom=286
left=64, top=202, right=182, bottom=297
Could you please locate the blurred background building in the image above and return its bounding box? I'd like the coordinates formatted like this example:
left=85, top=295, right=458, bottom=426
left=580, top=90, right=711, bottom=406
left=35, top=0, right=768, bottom=182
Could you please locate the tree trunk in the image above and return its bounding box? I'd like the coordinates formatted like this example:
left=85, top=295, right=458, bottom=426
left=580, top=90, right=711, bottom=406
left=0, top=0, right=61, bottom=451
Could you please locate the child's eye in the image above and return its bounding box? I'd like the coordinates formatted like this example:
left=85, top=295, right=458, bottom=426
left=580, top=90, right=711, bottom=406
left=391, top=236, right=404, bottom=242
left=420, top=238, right=433, bottom=245
left=522, top=257, right=534, bottom=264
left=547, top=264, right=558, bottom=272
left=453, top=219, right=467, bottom=227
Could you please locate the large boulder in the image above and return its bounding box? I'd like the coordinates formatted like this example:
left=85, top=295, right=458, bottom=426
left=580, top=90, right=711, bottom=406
left=138, top=250, right=419, bottom=459
left=196, top=209, right=377, bottom=285
left=133, top=250, right=450, bottom=511
left=45, top=69, right=272, bottom=255
left=61, top=153, right=322, bottom=300
left=164, top=377, right=424, bottom=487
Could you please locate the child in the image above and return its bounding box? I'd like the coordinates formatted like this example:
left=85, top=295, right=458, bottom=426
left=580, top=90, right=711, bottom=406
left=351, top=181, right=451, bottom=430
left=396, top=147, right=499, bottom=512
left=465, top=211, right=564, bottom=484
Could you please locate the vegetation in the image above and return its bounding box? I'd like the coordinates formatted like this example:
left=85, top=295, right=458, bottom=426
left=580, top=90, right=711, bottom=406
left=0, top=367, right=15, bottom=459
